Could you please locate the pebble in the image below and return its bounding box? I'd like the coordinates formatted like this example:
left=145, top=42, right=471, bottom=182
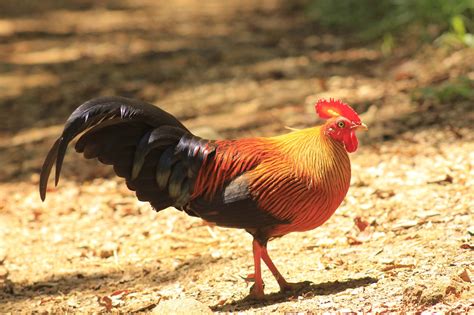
left=98, top=242, right=119, bottom=258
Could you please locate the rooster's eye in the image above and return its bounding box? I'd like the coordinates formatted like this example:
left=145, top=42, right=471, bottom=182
left=337, top=121, right=345, bottom=128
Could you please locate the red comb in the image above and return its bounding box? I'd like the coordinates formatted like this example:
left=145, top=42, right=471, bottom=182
left=315, top=98, right=361, bottom=123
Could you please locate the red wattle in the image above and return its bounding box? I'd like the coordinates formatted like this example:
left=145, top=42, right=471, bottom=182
left=343, top=131, right=358, bottom=153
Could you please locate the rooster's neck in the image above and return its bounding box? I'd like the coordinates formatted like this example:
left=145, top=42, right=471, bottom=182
left=272, top=126, right=351, bottom=190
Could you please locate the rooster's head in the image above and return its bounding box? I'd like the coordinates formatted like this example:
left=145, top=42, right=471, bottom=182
left=316, top=98, right=367, bottom=153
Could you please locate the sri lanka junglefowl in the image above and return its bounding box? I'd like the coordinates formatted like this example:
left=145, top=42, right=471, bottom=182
left=39, top=96, right=367, bottom=299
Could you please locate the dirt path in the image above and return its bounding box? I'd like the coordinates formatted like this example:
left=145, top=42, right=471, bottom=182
left=0, top=1, right=473, bottom=313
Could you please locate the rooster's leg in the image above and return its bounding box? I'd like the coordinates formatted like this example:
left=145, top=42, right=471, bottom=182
left=248, top=239, right=265, bottom=299
left=260, top=245, right=307, bottom=293
left=259, top=245, right=290, bottom=290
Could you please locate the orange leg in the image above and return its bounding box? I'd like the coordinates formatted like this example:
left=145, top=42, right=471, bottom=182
left=261, top=243, right=308, bottom=292
left=248, top=239, right=265, bottom=299
left=248, top=239, right=307, bottom=299
left=260, top=245, right=291, bottom=290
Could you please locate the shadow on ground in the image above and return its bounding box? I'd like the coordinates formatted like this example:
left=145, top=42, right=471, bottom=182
left=0, top=253, right=218, bottom=305
left=212, top=276, right=378, bottom=312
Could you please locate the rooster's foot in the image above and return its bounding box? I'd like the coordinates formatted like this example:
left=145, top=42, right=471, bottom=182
left=246, top=283, right=266, bottom=300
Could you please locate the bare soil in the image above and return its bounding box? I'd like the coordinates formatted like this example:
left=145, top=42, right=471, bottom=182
left=0, top=0, right=472, bottom=313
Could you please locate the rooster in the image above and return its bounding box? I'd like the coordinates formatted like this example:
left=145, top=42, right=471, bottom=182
left=40, top=96, right=367, bottom=299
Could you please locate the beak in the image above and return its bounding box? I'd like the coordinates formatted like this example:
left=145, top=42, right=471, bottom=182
left=355, top=123, right=368, bottom=131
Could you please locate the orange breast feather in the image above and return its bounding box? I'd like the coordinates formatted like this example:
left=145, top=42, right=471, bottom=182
left=192, top=127, right=351, bottom=236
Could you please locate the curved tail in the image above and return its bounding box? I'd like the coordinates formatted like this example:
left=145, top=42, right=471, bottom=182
left=39, top=96, right=212, bottom=211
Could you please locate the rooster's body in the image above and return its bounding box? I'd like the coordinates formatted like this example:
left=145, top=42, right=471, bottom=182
left=40, top=96, right=366, bottom=298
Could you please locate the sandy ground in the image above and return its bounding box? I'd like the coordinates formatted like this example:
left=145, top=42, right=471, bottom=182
left=0, top=0, right=473, bottom=313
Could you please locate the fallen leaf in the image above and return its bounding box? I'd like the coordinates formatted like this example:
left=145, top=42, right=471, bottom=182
left=111, top=289, right=131, bottom=297
left=354, top=216, right=369, bottom=232
left=445, top=285, right=461, bottom=298
left=347, top=235, right=363, bottom=245
left=460, top=244, right=474, bottom=250
left=459, top=269, right=471, bottom=283
left=98, top=296, right=113, bottom=311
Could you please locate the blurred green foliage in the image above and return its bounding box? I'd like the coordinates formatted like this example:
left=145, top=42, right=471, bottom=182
left=412, top=77, right=474, bottom=104
left=306, top=0, right=474, bottom=46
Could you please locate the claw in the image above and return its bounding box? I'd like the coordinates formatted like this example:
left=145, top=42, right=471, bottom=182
left=241, top=273, right=256, bottom=287
left=242, top=273, right=255, bottom=281
left=247, top=283, right=266, bottom=300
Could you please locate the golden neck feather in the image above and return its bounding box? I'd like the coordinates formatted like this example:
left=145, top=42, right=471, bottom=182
left=270, top=126, right=351, bottom=189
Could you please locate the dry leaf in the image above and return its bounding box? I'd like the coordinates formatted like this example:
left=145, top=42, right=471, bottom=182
left=347, top=235, right=363, bottom=245
left=354, top=216, right=370, bottom=232
left=111, top=289, right=131, bottom=297
left=460, top=244, right=474, bottom=250
left=98, top=296, right=113, bottom=311
left=459, top=269, right=471, bottom=283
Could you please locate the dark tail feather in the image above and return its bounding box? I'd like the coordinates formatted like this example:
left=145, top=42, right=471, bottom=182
left=39, top=96, right=222, bottom=216
left=39, top=138, right=61, bottom=201
left=131, top=126, right=185, bottom=180
left=39, top=96, right=188, bottom=201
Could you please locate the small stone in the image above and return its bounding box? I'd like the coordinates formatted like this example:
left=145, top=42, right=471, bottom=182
left=98, top=242, right=119, bottom=259
left=211, top=250, right=222, bottom=259
left=151, top=298, right=212, bottom=315
left=393, top=219, right=418, bottom=230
